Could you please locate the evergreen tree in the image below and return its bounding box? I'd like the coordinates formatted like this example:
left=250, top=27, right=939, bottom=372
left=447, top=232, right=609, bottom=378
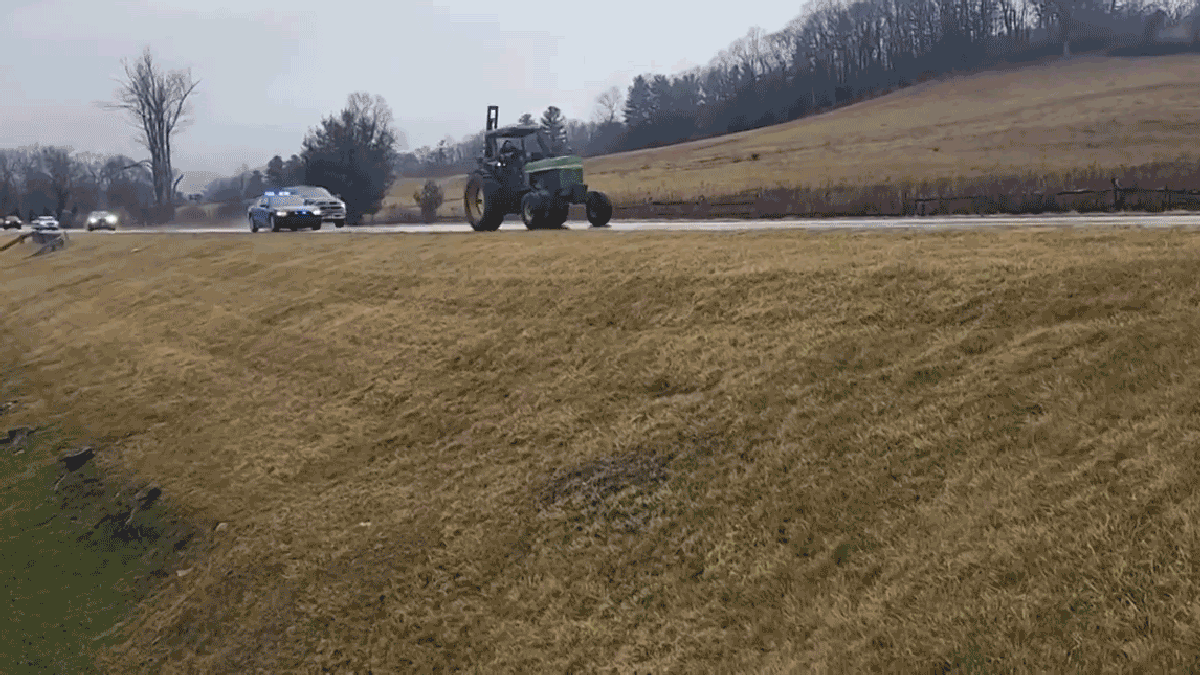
left=623, top=75, right=654, bottom=127
left=539, top=105, right=568, bottom=153
left=648, top=74, right=672, bottom=120
left=245, top=170, right=264, bottom=198
left=283, top=154, right=304, bottom=185
left=300, top=92, right=398, bottom=224
left=265, top=155, right=285, bottom=188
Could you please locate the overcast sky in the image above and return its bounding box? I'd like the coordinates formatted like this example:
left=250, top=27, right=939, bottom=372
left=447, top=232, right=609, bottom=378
left=2, top=0, right=809, bottom=192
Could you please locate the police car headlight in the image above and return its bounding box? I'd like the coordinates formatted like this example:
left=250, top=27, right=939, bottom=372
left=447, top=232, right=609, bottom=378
left=312, top=209, right=322, bottom=216
left=275, top=210, right=288, bottom=217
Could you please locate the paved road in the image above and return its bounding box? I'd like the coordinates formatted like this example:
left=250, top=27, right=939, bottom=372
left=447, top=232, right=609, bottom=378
left=68, top=212, right=1200, bottom=235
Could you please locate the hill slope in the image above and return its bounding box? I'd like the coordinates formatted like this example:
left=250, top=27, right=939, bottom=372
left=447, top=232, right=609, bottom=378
left=389, top=54, right=1200, bottom=219
left=2, top=227, right=1200, bottom=671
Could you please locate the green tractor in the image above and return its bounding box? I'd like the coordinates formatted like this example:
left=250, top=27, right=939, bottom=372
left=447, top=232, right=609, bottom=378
left=463, top=105, right=613, bottom=231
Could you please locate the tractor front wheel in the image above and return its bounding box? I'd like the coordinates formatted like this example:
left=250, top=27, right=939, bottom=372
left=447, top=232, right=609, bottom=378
left=585, top=191, right=613, bottom=228
left=521, top=192, right=547, bottom=230
left=546, top=203, right=569, bottom=229
left=464, top=174, right=504, bottom=232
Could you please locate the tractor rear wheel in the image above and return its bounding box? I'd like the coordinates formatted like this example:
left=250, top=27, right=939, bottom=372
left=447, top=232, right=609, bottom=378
left=464, top=173, right=504, bottom=231
left=585, top=191, right=613, bottom=228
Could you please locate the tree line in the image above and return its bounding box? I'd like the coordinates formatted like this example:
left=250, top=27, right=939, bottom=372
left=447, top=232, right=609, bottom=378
left=1, top=45, right=404, bottom=227
left=0, top=145, right=157, bottom=225
left=0, top=47, right=204, bottom=226
left=602, top=0, right=1200, bottom=153
left=394, top=104, right=610, bottom=177
left=218, top=93, right=400, bottom=224
left=391, top=0, right=1200, bottom=178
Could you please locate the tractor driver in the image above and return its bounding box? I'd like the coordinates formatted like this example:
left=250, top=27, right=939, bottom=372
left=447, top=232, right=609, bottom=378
left=498, top=139, right=522, bottom=167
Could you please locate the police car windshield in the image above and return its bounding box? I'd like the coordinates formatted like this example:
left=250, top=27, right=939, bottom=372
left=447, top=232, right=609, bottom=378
left=286, top=187, right=332, bottom=198
left=271, top=195, right=304, bottom=207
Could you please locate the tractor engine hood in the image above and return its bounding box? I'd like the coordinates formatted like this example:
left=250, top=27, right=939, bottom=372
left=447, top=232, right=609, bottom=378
left=524, top=155, right=584, bottom=173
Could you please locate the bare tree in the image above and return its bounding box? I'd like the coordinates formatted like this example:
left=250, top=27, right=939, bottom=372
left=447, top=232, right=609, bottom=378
left=42, top=147, right=77, bottom=219
left=767, top=30, right=799, bottom=74
left=0, top=151, right=19, bottom=216
left=593, top=86, right=624, bottom=124
left=74, top=151, right=108, bottom=207
left=564, top=119, right=591, bottom=154
left=102, top=46, right=199, bottom=207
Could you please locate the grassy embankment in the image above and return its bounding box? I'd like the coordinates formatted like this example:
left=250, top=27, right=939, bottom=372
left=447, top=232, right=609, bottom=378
left=2, top=226, right=1200, bottom=671
left=386, top=54, right=1200, bottom=221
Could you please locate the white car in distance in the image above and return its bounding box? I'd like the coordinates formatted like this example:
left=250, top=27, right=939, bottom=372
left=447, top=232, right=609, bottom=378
left=279, top=185, right=347, bottom=227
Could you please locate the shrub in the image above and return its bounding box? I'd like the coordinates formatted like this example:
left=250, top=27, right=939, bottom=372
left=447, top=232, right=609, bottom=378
left=147, top=204, right=175, bottom=225
left=215, top=202, right=246, bottom=220
left=413, top=179, right=444, bottom=224
left=177, top=205, right=207, bottom=222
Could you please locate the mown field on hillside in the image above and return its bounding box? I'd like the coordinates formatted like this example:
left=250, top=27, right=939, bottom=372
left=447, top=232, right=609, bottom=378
left=3, top=226, right=1200, bottom=672
left=387, top=54, right=1200, bottom=221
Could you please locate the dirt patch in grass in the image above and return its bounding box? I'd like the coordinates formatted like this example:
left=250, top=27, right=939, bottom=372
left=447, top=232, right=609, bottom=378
left=4, top=227, right=1200, bottom=672
left=537, top=450, right=672, bottom=510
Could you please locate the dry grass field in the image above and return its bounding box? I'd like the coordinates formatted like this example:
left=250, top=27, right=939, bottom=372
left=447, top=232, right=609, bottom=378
left=387, top=54, right=1200, bottom=219
left=3, top=225, right=1200, bottom=672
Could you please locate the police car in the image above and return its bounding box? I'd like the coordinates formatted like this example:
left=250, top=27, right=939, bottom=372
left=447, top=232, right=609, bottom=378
left=247, top=191, right=324, bottom=232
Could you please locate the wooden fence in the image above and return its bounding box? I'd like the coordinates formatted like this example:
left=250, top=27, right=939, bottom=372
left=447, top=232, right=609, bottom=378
left=610, top=185, right=1200, bottom=220
left=912, top=186, right=1200, bottom=216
